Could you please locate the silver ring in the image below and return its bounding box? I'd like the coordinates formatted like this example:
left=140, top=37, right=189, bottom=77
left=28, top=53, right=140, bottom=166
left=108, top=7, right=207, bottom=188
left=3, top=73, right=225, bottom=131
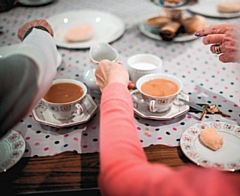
left=214, top=45, right=221, bottom=54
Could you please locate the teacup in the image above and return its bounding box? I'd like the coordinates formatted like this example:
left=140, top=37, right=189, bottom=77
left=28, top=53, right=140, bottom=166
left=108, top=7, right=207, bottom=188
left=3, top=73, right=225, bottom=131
left=42, top=79, right=87, bottom=120
left=127, top=54, right=162, bottom=85
left=136, top=73, right=183, bottom=113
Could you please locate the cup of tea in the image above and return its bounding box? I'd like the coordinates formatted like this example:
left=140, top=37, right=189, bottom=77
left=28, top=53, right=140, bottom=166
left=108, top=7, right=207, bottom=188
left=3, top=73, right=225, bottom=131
left=136, top=73, right=183, bottom=112
left=42, top=79, right=87, bottom=120
left=127, top=54, right=162, bottom=85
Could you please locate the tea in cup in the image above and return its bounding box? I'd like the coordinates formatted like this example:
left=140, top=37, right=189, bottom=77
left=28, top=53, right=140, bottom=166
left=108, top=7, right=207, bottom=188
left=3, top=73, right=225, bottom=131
left=136, top=73, right=183, bottom=112
left=127, top=54, right=162, bottom=85
left=42, top=79, right=87, bottom=120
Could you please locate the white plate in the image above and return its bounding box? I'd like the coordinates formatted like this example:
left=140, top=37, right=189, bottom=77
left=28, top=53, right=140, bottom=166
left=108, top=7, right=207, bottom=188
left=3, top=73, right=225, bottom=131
left=180, top=121, right=240, bottom=171
left=138, top=23, right=197, bottom=42
left=47, top=10, right=125, bottom=49
left=32, top=94, right=98, bottom=128
left=188, top=0, right=240, bottom=18
left=0, top=130, right=26, bottom=173
left=131, top=90, right=190, bottom=120
left=0, top=44, right=62, bottom=68
left=18, top=0, right=54, bottom=6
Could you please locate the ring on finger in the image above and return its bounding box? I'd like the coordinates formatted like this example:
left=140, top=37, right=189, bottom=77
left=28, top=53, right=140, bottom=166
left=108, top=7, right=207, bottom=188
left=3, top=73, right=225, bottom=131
left=214, top=45, right=222, bottom=54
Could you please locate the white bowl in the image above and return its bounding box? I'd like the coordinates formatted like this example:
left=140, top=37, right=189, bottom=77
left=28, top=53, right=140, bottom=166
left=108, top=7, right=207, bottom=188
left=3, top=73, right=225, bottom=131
left=127, top=54, right=162, bottom=85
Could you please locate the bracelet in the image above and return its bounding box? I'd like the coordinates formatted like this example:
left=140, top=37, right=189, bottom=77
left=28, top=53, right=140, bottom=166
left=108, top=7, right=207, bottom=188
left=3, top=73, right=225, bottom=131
left=23, top=26, right=49, bottom=40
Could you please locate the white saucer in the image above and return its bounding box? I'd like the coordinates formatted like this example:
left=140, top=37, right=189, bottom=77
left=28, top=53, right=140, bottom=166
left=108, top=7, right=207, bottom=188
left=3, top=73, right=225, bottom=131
left=131, top=90, right=190, bottom=120
left=188, top=0, right=240, bottom=19
left=180, top=121, right=240, bottom=171
left=138, top=22, right=197, bottom=42
left=0, top=130, right=26, bottom=173
left=32, top=94, right=98, bottom=128
left=18, top=0, right=54, bottom=6
left=47, top=9, right=125, bottom=49
left=0, top=44, right=62, bottom=68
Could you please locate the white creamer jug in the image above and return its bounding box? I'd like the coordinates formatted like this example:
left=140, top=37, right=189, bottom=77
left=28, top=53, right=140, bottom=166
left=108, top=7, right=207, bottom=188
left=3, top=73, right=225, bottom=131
left=83, top=42, right=119, bottom=93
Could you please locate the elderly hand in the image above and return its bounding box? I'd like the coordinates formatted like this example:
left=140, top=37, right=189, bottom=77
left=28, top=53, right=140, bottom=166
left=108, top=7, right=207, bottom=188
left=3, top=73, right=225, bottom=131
left=195, top=24, right=240, bottom=63
left=17, top=19, right=54, bottom=41
left=95, top=60, right=135, bottom=91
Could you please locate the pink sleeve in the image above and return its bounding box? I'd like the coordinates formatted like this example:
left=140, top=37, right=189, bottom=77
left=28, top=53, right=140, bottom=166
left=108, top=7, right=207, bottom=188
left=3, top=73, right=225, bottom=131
left=99, top=83, right=240, bottom=196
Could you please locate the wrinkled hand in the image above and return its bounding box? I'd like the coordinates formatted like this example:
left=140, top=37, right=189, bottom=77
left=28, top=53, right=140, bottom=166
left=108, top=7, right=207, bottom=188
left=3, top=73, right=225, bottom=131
left=95, top=60, right=135, bottom=91
left=195, top=24, right=240, bottom=63
left=18, top=19, right=54, bottom=41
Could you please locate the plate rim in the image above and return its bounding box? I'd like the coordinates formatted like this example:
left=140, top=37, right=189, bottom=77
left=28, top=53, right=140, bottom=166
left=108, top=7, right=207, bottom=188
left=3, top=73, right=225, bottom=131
left=180, top=121, right=240, bottom=171
left=47, top=9, right=125, bottom=49
left=0, top=130, right=26, bottom=173
left=18, top=0, right=54, bottom=6
left=187, top=0, right=240, bottom=19
left=151, top=0, right=198, bottom=10
left=32, top=94, right=98, bottom=128
left=138, top=22, right=197, bottom=42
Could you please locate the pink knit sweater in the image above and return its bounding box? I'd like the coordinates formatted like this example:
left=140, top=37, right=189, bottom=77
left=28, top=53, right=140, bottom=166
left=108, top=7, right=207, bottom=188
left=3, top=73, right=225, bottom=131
left=99, top=82, right=240, bottom=196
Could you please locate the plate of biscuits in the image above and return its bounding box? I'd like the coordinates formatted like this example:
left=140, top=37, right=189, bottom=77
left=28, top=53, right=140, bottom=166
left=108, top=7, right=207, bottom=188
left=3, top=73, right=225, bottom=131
left=180, top=121, right=240, bottom=171
left=139, top=9, right=206, bottom=42
left=47, top=9, right=125, bottom=49
left=188, top=0, right=240, bottom=18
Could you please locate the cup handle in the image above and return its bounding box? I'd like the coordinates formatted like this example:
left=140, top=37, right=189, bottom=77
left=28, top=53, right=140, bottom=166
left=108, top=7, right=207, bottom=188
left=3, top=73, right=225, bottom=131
left=149, top=100, right=157, bottom=112
left=75, top=103, right=84, bottom=115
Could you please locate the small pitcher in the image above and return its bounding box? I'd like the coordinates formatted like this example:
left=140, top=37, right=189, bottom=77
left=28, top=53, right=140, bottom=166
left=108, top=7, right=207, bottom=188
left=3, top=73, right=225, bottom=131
left=83, top=42, right=119, bottom=93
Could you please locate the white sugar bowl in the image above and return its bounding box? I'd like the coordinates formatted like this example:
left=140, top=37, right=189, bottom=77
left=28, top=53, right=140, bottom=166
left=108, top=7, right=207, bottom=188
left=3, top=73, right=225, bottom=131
left=127, top=54, right=163, bottom=85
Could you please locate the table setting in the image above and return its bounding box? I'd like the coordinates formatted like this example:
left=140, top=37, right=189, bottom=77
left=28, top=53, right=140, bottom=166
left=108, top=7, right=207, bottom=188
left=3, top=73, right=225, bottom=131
left=0, top=0, right=240, bottom=190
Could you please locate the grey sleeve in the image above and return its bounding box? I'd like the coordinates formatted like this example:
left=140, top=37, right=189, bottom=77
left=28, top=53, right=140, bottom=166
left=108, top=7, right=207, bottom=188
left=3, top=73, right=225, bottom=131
left=0, top=55, right=39, bottom=138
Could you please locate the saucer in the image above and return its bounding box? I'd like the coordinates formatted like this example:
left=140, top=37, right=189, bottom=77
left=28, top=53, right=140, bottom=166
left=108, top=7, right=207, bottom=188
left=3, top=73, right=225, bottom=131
left=130, top=90, right=190, bottom=120
left=32, top=94, right=98, bottom=128
left=0, top=130, right=26, bottom=173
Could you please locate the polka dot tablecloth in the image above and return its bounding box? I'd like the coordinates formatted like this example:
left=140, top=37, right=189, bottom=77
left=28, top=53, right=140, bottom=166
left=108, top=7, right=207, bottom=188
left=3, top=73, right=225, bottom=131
left=0, top=0, right=239, bottom=157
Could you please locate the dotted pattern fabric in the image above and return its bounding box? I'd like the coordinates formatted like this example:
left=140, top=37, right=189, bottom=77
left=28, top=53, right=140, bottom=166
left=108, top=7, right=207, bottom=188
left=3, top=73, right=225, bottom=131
left=0, top=0, right=239, bottom=157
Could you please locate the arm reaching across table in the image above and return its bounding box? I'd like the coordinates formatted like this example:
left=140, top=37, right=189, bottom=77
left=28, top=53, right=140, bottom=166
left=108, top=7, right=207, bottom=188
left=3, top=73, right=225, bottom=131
left=96, top=60, right=240, bottom=196
left=0, top=19, right=57, bottom=138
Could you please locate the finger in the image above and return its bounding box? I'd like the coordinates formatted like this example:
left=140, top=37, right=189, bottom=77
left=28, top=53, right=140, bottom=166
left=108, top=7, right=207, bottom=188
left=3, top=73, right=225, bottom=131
left=196, top=24, right=231, bottom=37
left=219, top=54, right=229, bottom=63
left=219, top=53, right=238, bottom=63
left=202, top=34, right=225, bottom=45
left=210, top=44, right=223, bottom=54
left=128, top=81, right=135, bottom=90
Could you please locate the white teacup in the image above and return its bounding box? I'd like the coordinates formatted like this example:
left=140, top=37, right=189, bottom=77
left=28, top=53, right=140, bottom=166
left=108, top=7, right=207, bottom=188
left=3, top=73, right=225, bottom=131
left=127, top=54, right=162, bottom=85
left=42, top=79, right=87, bottom=120
left=136, top=73, right=183, bottom=113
